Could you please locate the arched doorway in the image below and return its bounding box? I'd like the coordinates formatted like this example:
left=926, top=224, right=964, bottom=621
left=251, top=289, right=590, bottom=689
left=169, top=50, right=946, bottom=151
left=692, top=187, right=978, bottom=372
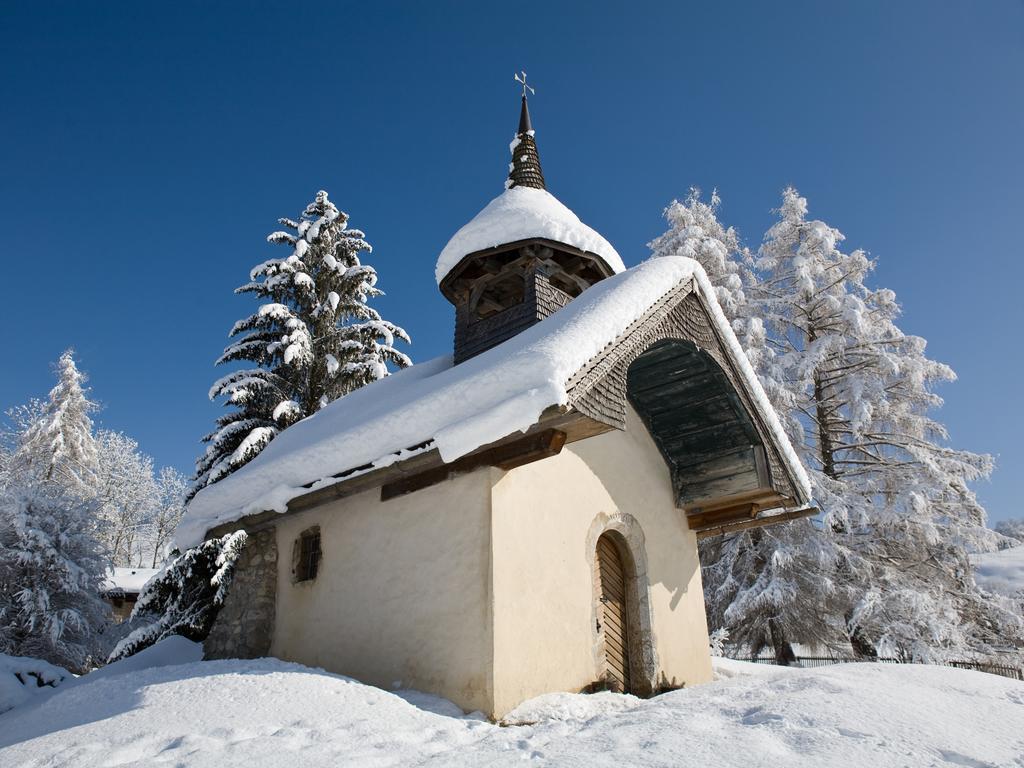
left=595, top=532, right=633, bottom=693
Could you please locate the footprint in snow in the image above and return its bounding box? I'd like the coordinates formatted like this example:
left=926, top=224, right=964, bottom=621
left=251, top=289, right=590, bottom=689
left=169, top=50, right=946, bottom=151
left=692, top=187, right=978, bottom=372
left=836, top=727, right=869, bottom=739
left=938, top=749, right=997, bottom=768
left=741, top=706, right=784, bottom=726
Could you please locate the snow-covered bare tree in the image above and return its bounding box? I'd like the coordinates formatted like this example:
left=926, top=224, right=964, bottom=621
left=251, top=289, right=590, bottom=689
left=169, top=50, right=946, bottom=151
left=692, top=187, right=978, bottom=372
left=191, top=191, right=411, bottom=498
left=92, top=433, right=189, bottom=568
left=145, top=467, right=187, bottom=568
left=750, top=187, right=1020, bottom=662
left=94, top=430, right=158, bottom=567
left=9, top=351, right=98, bottom=497
left=648, top=188, right=765, bottom=356
left=0, top=482, right=109, bottom=672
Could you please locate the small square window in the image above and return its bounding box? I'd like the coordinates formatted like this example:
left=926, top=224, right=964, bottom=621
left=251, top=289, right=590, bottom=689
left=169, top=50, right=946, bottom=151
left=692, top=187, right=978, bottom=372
left=295, top=529, right=321, bottom=582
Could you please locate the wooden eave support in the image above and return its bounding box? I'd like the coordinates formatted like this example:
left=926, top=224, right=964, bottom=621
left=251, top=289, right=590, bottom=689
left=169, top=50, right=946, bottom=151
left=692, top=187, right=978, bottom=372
left=686, top=502, right=762, bottom=532
left=380, top=428, right=567, bottom=501
left=693, top=506, right=819, bottom=540
left=440, top=238, right=617, bottom=304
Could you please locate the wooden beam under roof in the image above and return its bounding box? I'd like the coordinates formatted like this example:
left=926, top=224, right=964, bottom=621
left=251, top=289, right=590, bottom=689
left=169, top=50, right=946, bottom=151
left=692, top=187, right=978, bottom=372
left=380, top=428, right=567, bottom=501
left=693, top=507, right=820, bottom=540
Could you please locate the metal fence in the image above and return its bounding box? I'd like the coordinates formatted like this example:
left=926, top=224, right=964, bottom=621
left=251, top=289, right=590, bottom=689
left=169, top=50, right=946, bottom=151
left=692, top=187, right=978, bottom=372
left=734, top=655, right=1023, bottom=681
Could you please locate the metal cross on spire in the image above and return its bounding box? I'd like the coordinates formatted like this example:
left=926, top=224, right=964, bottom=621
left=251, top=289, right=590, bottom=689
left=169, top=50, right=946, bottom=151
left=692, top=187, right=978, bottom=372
left=508, top=71, right=544, bottom=189
left=514, top=71, right=535, bottom=98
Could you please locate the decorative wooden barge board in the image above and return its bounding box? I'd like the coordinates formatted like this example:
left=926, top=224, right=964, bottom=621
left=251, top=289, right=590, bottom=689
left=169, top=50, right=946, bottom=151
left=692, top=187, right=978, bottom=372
left=565, top=276, right=805, bottom=532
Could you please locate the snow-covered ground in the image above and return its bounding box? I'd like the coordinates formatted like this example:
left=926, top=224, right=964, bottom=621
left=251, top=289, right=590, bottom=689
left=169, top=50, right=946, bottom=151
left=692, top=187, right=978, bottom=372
left=973, top=545, right=1024, bottom=597
left=1, top=651, right=1022, bottom=767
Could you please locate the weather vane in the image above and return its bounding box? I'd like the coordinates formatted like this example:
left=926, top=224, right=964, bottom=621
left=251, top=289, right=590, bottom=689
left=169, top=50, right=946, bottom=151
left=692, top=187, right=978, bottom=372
left=514, top=71, right=535, bottom=98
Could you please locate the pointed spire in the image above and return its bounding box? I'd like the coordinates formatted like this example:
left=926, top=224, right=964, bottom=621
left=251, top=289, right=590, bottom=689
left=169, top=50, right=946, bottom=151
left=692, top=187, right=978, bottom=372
left=518, top=94, right=533, bottom=135
left=506, top=86, right=546, bottom=190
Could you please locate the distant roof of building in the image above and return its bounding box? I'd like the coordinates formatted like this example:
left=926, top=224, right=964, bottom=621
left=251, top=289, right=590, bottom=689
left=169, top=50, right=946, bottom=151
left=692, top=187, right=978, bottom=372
left=102, top=567, right=159, bottom=596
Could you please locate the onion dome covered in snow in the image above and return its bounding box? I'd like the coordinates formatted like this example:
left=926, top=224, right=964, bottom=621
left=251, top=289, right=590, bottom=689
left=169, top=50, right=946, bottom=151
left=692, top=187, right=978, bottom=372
left=438, top=94, right=627, bottom=364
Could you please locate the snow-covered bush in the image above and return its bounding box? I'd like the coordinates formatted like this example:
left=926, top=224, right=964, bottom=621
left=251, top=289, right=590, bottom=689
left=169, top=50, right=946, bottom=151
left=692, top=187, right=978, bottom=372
left=109, top=530, right=248, bottom=662
left=0, top=653, right=70, bottom=715
left=708, top=628, right=730, bottom=657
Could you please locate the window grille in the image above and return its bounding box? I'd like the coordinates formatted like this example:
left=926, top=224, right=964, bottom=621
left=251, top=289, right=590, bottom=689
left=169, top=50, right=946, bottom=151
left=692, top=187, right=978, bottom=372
left=296, top=530, right=321, bottom=582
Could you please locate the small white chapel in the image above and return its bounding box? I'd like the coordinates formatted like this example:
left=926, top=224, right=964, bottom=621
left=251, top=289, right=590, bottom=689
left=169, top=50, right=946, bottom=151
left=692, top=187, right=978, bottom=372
left=181, top=87, right=812, bottom=719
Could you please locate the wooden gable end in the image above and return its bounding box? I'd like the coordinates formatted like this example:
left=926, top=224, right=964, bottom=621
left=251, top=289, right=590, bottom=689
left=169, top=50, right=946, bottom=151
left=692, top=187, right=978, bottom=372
left=566, top=278, right=807, bottom=534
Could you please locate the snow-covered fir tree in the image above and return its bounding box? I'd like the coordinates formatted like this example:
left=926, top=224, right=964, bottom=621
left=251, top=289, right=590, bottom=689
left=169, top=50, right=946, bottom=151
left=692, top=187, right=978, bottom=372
left=0, top=482, right=109, bottom=672
left=191, top=191, right=411, bottom=498
left=700, top=520, right=844, bottom=662
left=109, top=530, right=248, bottom=661
left=10, top=350, right=98, bottom=496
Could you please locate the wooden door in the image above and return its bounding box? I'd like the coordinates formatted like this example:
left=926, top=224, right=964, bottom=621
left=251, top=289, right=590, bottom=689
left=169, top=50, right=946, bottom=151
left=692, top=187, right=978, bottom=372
left=596, top=534, right=631, bottom=692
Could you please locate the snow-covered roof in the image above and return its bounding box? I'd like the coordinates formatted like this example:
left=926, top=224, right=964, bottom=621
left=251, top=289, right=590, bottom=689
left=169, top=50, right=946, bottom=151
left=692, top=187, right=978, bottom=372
left=101, top=567, right=159, bottom=595
left=178, top=256, right=810, bottom=549
left=435, top=186, right=626, bottom=285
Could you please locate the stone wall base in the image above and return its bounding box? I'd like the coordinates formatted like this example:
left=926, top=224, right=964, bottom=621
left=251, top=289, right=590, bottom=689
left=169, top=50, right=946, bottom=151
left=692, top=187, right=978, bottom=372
left=204, top=527, right=277, bottom=659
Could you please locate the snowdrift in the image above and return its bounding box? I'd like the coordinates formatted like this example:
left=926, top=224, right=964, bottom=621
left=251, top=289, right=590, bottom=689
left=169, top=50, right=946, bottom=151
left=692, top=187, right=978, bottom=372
left=1, top=656, right=1022, bottom=767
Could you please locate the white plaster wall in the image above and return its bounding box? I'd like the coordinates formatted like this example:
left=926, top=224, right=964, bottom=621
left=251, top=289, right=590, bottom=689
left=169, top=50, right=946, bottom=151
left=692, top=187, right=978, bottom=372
left=270, top=468, right=495, bottom=715
left=489, top=404, right=712, bottom=716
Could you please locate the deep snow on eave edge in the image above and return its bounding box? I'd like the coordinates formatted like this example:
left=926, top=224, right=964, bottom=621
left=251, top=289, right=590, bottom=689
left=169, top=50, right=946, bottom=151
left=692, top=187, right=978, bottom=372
left=2, top=657, right=1023, bottom=767
left=434, top=186, right=626, bottom=284
left=177, top=256, right=811, bottom=550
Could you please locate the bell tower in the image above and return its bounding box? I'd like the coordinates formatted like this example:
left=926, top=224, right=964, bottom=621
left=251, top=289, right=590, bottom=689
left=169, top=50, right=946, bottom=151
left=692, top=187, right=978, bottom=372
left=436, top=83, right=624, bottom=364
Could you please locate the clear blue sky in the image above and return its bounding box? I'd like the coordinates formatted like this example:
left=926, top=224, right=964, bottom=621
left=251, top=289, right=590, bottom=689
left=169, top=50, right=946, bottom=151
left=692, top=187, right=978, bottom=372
left=1, top=2, right=1021, bottom=522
